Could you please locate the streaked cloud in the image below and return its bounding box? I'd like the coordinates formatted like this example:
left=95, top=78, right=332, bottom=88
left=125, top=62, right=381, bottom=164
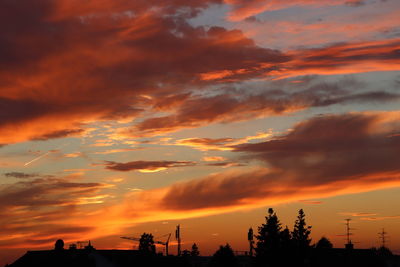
left=298, top=200, right=323, bottom=205
left=176, top=137, right=236, bottom=151
left=360, top=215, right=400, bottom=221
left=93, top=148, right=141, bottom=155
left=225, top=0, right=368, bottom=21
left=104, top=160, right=196, bottom=172
left=202, top=156, right=227, bottom=162
left=4, top=172, right=38, bottom=179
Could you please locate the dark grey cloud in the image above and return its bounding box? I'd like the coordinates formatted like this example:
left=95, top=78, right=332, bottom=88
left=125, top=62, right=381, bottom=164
left=105, top=160, right=196, bottom=172
left=160, top=113, right=400, bottom=210
left=345, top=0, right=366, bottom=7
left=4, top=172, right=38, bottom=179
left=127, top=77, right=400, bottom=137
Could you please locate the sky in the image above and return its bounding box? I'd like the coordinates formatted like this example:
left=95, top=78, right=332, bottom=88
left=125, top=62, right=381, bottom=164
left=1, top=0, right=400, bottom=264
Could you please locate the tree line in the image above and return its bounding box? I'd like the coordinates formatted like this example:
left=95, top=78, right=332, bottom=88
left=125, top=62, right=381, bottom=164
left=137, top=208, right=395, bottom=267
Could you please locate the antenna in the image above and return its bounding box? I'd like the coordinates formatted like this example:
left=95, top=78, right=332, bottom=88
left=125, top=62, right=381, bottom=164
left=378, top=228, right=388, bottom=248
left=345, top=219, right=352, bottom=244
left=344, top=218, right=355, bottom=249
left=176, top=225, right=181, bottom=256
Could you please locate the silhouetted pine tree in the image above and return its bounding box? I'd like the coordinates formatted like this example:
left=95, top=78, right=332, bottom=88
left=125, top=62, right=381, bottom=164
left=191, top=243, right=200, bottom=257
left=292, top=209, right=312, bottom=248
left=292, top=209, right=312, bottom=265
left=256, top=208, right=282, bottom=265
left=280, top=226, right=292, bottom=250
left=280, top=226, right=295, bottom=266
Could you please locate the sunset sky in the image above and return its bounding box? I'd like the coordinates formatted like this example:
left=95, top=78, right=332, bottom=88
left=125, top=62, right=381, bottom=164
left=1, top=0, right=400, bottom=264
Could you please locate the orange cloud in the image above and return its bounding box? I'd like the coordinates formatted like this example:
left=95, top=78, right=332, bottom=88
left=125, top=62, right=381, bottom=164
left=92, top=148, right=141, bottom=155
left=175, top=131, right=273, bottom=151
left=202, top=156, right=227, bottom=162
left=275, top=38, right=400, bottom=79
left=0, top=0, right=287, bottom=145
left=0, top=0, right=399, bottom=146
left=83, top=112, right=400, bottom=227
left=133, top=112, right=400, bottom=212
left=102, top=169, right=400, bottom=234
left=298, top=200, right=323, bottom=205
left=176, top=137, right=236, bottom=151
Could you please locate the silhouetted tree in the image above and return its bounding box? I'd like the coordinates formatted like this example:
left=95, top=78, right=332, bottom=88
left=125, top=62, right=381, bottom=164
left=256, top=208, right=282, bottom=265
left=209, top=244, right=238, bottom=267
left=278, top=225, right=295, bottom=266
left=280, top=226, right=292, bottom=250
left=312, top=236, right=334, bottom=267
left=292, top=209, right=312, bottom=265
left=191, top=243, right=200, bottom=256
left=292, top=209, right=312, bottom=248
left=138, top=233, right=156, bottom=254
left=316, top=237, right=333, bottom=249
left=182, top=250, right=191, bottom=257
left=54, top=239, right=64, bottom=251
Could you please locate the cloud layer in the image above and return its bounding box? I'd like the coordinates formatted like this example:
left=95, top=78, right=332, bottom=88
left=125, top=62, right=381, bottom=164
left=156, top=112, right=400, bottom=211
left=1, top=0, right=399, bottom=144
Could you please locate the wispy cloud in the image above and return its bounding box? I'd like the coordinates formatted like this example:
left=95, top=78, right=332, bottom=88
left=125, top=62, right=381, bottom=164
left=4, top=172, right=39, bottom=179
left=104, top=160, right=196, bottom=173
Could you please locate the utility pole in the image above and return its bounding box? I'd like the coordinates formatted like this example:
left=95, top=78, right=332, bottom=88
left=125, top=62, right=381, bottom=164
left=165, top=233, right=171, bottom=256
left=176, top=225, right=181, bottom=256
left=248, top=227, right=254, bottom=256
left=378, top=228, right=388, bottom=248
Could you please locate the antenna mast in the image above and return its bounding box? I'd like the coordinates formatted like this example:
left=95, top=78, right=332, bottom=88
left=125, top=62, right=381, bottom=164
left=344, top=218, right=354, bottom=249
left=378, top=228, right=388, bottom=248
left=176, top=225, right=181, bottom=256
left=345, top=219, right=351, bottom=244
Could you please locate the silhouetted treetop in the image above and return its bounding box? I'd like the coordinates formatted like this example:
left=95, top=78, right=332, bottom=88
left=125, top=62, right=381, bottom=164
left=292, top=209, right=312, bottom=249
left=191, top=243, right=200, bottom=257
left=54, top=239, right=64, bottom=251
left=256, top=208, right=283, bottom=263
left=377, top=246, right=393, bottom=257
left=316, top=237, right=333, bottom=249
left=209, top=244, right=238, bottom=267
left=138, top=233, right=156, bottom=255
